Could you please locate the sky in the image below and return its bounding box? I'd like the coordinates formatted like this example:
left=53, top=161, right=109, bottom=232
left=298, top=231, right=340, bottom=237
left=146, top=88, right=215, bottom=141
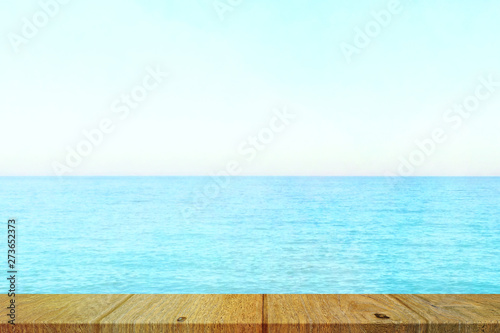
left=1, top=0, right=499, bottom=176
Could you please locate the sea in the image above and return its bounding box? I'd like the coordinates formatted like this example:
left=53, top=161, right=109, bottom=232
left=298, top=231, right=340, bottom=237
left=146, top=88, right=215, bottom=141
left=1, top=176, right=499, bottom=294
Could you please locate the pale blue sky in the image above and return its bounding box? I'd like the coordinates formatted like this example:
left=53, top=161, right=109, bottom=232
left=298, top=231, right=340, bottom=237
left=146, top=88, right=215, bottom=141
left=1, top=0, right=499, bottom=176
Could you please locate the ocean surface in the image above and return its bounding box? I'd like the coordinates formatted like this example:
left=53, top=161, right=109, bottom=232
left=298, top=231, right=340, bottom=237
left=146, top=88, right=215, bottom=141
left=1, top=176, right=499, bottom=294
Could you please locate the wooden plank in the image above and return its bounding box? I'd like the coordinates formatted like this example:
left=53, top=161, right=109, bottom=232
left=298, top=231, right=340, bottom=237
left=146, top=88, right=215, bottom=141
left=2, top=294, right=500, bottom=332
left=0, top=294, right=131, bottom=333
left=265, top=294, right=426, bottom=332
left=393, top=294, right=500, bottom=333
left=99, top=294, right=263, bottom=333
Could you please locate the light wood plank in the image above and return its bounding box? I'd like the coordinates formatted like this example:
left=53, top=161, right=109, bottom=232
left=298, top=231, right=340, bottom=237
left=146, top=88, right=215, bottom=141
left=393, top=294, right=500, bottom=333
left=0, top=294, right=131, bottom=333
left=2, top=294, right=500, bottom=332
left=99, top=294, right=262, bottom=333
left=265, top=294, right=425, bottom=332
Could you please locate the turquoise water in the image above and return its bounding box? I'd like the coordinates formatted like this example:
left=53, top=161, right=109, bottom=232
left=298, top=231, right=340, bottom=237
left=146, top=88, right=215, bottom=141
left=2, top=176, right=499, bottom=294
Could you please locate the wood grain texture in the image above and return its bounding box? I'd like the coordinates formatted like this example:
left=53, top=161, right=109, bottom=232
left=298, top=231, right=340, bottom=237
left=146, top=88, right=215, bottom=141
left=0, top=294, right=131, bottom=333
left=2, top=294, right=500, bottom=333
left=393, top=294, right=500, bottom=333
left=99, top=294, right=262, bottom=333
left=265, top=294, right=426, bottom=332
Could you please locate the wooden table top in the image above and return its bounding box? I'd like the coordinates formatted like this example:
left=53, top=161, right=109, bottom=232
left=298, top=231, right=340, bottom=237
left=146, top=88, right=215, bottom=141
left=2, top=294, right=499, bottom=332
